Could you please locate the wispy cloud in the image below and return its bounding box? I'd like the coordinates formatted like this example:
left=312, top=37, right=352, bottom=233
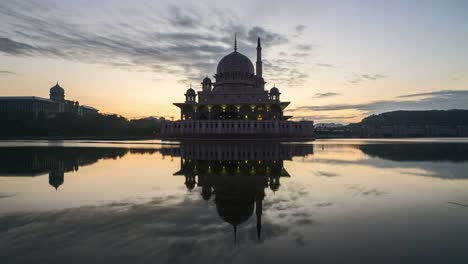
left=297, top=44, right=313, bottom=51
left=347, top=74, right=386, bottom=84
left=291, top=89, right=468, bottom=116
left=315, top=63, right=334, bottom=68
left=397, top=90, right=468, bottom=98
left=289, top=114, right=358, bottom=123
left=0, top=1, right=310, bottom=85
left=0, top=70, right=16, bottom=75
left=295, top=25, right=306, bottom=34
left=0, top=38, right=36, bottom=55
left=311, top=92, right=340, bottom=98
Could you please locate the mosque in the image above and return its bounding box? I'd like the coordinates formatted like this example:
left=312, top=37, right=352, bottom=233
left=160, top=35, right=314, bottom=139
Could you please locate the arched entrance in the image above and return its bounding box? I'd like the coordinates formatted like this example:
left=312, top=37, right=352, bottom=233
left=196, top=105, right=209, bottom=120
left=211, top=105, right=223, bottom=119
left=239, top=105, right=253, bottom=120
left=254, top=105, right=267, bottom=120
left=225, top=105, right=239, bottom=119
left=182, top=105, right=195, bottom=120
left=270, top=104, right=282, bottom=120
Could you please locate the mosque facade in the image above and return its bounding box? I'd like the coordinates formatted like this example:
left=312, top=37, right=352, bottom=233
left=160, top=36, right=314, bottom=139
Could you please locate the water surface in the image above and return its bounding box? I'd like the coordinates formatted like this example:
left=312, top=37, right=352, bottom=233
left=1, top=139, right=468, bottom=263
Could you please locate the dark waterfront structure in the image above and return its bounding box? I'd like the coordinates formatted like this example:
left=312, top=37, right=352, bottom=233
left=161, top=36, right=314, bottom=139
left=0, top=82, right=98, bottom=117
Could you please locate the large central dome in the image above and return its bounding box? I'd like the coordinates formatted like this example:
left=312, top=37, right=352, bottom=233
left=216, top=51, right=254, bottom=75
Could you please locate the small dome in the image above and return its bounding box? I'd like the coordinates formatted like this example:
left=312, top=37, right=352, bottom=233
left=216, top=51, right=254, bottom=75
left=186, top=88, right=195, bottom=95
left=50, top=82, right=64, bottom=96
left=270, top=87, right=280, bottom=94
left=202, top=76, right=212, bottom=84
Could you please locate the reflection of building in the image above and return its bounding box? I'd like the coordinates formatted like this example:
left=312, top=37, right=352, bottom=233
left=172, top=142, right=314, bottom=240
left=0, top=82, right=98, bottom=117
left=161, top=36, right=314, bottom=139
left=0, top=147, right=127, bottom=189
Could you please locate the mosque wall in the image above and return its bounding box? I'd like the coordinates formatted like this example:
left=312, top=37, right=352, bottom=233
left=160, top=120, right=314, bottom=138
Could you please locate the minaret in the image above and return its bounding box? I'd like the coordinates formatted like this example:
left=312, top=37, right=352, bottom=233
left=256, top=37, right=263, bottom=78
left=234, top=33, right=237, bottom=52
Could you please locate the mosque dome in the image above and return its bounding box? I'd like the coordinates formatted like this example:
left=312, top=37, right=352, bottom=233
left=202, top=76, right=212, bottom=84
left=270, top=87, right=280, bottom=94
left=49, top=171, right=64, bottom=190
left=186, top=88, right=195, bottom=95
left=216, top=51, right=254, bottom=75
left=50, top=82, right=65, bottom=101
left=216, top=198, right=254, bottom=227
left=50, top=82, right=64, bottom=96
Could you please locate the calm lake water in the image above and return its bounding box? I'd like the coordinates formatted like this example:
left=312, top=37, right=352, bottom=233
left=1, top=139, right=468, bottom=263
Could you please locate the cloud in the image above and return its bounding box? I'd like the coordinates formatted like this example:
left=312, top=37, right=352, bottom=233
left=311, top=92, right=340, bottom=98
left=348, top=185, right=387, bottom=197
left=263, top=60, right=310, bottom=87
left=297, top=44, right=313, bottom=51
left=315, top=63, right=334, bottom=68
left=0, top=1, right=308, bottom=85
left=361, top=74, right=386, bottom=80
left=0, top=189, right=316, bottom=263
left=166, top=5, right=201, bottom=29
left=316, top=202, right=334, bottom=207
left=397, top=90, right=468, bottom=98
left=246, top=26, right=288, bottom=46
left=295, top=25, right=306, bottom=34
left=347, top=74, right=386, bottom=84
left=289, top=114, right=359, bottom=123
left=0, top=38, right=36, bottom=55
left=314, top=171, right=340, bottom=177
left=0, top=70, right=16, bottom=75
left=290, top=89, right=468, bottom=116
left=0, top=192, right=17, bottom=199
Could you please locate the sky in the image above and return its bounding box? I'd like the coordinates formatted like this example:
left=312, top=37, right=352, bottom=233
left=1, top=0, right=467, bottom=123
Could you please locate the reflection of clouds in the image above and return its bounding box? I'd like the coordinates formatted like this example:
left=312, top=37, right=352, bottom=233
left=0, top=192, right=314, bottom=264
left=309, top=157, right=468, bottom=180
left=0, top=193, right=17, bottom=199
left=314, top=171, right=340, bottom=177
left=316, top=202, right=333, bottom=207
left=263, top=183, right=318, bottom=230
left=347, top=185, right=387, bottom=197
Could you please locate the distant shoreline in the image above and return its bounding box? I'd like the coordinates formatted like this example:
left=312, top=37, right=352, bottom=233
left=1, top=135, right=468, bottom=141
left=0, top=136, right=158, bottom=141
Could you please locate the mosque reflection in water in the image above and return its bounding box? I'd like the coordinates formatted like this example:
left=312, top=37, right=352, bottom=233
left=2, top=142, right=468, bottom=241
left=166, top=143, right=314, bottom=239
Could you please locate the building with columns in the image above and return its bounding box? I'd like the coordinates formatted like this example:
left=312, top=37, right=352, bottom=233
left=161, top=35, right=314, bottom=139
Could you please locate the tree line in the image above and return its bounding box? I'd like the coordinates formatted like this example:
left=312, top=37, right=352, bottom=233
left=0, top=112, right=164, bottom=138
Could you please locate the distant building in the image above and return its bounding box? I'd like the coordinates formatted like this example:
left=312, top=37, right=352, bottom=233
left=0, top=82, right=98, bottom=117
left=161, top=35, right=314, bottom=139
